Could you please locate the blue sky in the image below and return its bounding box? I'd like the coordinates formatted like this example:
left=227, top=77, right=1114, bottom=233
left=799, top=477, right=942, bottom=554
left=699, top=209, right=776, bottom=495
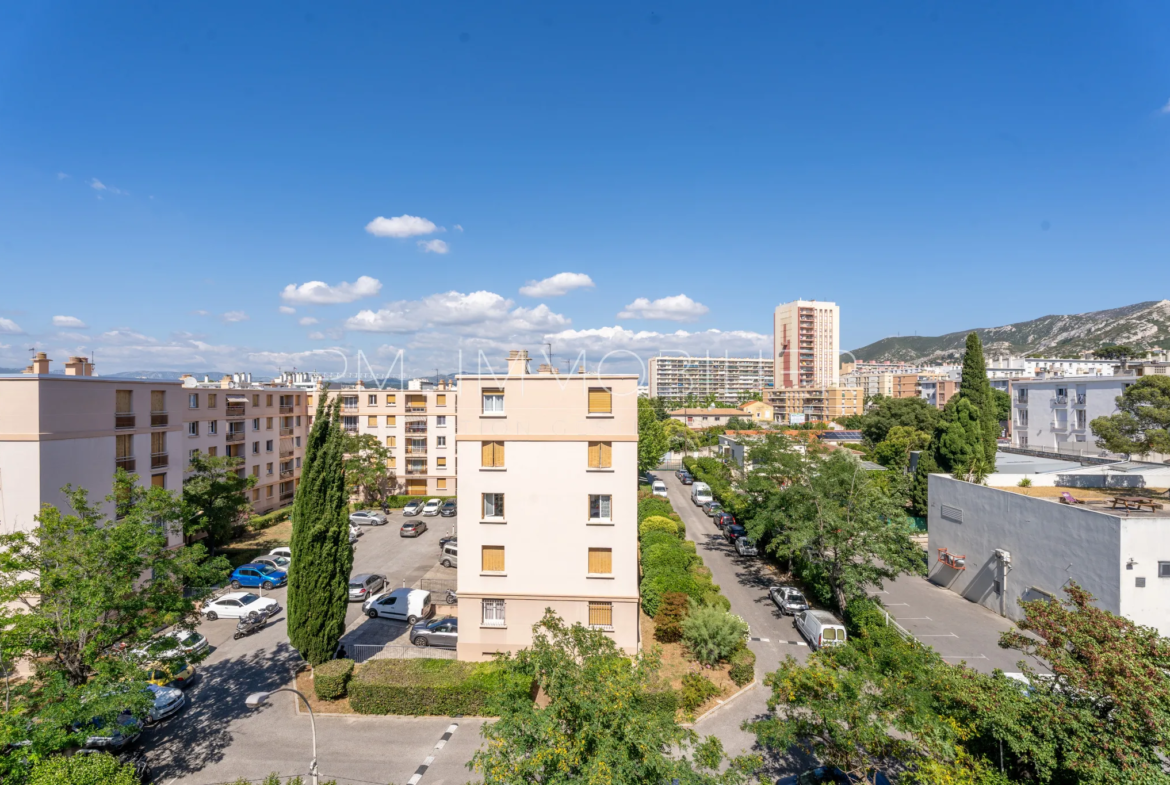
left=1, top=2, right=1168, bottom=377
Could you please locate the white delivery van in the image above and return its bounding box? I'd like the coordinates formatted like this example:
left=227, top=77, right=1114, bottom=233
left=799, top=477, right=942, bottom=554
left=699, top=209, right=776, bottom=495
left=794, top=609, right=847, bottom=651
left=651, top=480, right=668, bottom=498
left=363, top=588, right=434, bottom=624
left=691, top=481, right=713, bottom=506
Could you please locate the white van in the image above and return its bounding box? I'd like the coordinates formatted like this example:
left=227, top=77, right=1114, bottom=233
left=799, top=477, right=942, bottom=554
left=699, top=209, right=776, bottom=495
left=691, top=481, right=713, bottom=506
left=363, top=588, right=434, bottom=624
left=794, top=609, right=847, bottom=651
left=651, top=480, right=668, bottom=498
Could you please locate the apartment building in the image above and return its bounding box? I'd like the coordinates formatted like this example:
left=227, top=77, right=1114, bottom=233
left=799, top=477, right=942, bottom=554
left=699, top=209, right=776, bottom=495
left=318, top=380, right=457, bottom=497
left=766, top=385, right=862, bottom=424
left=180, top=372, right=312, bottom=515
left=668, top=408, right=751, bottom=428
left=1008, top=375, right=1134, bottom=455
left=773, top=300, right=840, bottom=389
left=0, top=354, right=184, bottom=545
left=647, top=355, right=773, bottom=403
left=891, top=372, right=960, bottom=410
left=987, top=355, right=1114, bottom=378
left=455, top=350, right=639, bottom=661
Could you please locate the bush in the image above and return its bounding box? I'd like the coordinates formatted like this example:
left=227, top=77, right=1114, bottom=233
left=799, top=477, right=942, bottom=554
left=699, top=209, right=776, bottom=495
left=28, top=753, right=141, bottom=785
left=643, top=542, right=697, bottom=577
left=728, top=647, right=756, bottom=686
left=640, top=571, right=697, bottom=617
left=348, top=658, right=501, bottom=715
left=639, top=515, right=680, bottom=539
left=679, top=671, right=721, bottom=713
left=682, top=602, right=749, bottom=665
left=314, top=658, right=355, bottom=700
left=654, top=591, right=690, bottom=643
left=701, top=592, right=731, bottom=612
left=641, top=683, right=680, bottom=716
left=247, top=505, right=293, bottom=532
left=638, top=496, right=674, bottom=523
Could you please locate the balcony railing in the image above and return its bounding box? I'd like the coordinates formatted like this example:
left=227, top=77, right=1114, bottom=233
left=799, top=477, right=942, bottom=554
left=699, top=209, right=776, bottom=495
left=151, top=453, right=168, bottom=469
left=342, top=424, right=358, bottom=434
left=115, top=413, right=135, bottom=429
left=280, top=468, right=294, bottom=478
left=151, top=412, right=169, bottom=427
left=279, top=405, right=294, bottom=414
left=280, top=491, right=295, bottom=502
left=280, top=427, right=295, bottom=436
left=405, top=468, right=427, bottom=476
left=225, top=405, right=246, bottom=418
left=405, top=425, right=428, bottom=435
left=1074, top=394, right=1086, bottom=405
left=1053, top=395, right=1068, bottom=405
left=406, top=405, right=426, bottom=413
left=1053, top=421, right=1068, bottom=431
left=405, top=445, right=427, bottom=455
left=116, top=457, right=136, bottom=472
left=226, top=432, right=245, bottom=443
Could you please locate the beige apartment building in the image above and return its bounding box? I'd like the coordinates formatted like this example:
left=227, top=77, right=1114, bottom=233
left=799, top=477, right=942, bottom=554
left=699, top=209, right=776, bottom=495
left=766, top=385, right=862, bottom=424
left=773, top=300, right=840, bottom=389
left=647, top=355, right=773, bottom=402
left=0, top=354, right=185, bottom=546
left=317, top=381, right=457, bottom=497
left=455, top=351, right=639, bottom=661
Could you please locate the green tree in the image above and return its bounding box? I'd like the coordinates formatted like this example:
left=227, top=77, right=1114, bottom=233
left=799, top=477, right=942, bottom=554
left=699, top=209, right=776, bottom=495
left=182, top=451, right=256, bottom=547
left=736, top=389, right=763, bottom=404
left=935, top=397, right=993, bottom=482
left=991, top=388, right=1011, bottom=424
left=908, top=448, right=938, bottom=517
left=1089, top=376, right=1170, bottom=457
left=638, top=397, right=669, bottom=474
left=749, top=451, right=924, bottom=611
left=470, top=611, right=758, bottom=785
left=871, top=425, right=932, bottom=470
left=27, top=752, right=142, bottom=785
left=859, top=396, right=941, bottom=446
left=682, top=601, right=749, bottom=665
left=649, top=395, right=670, bottom=421
left=957, top=332, right=998, bottom=471
left=342, top=431, right=395, bottom=504
left=1092, top=344, right=1147, bottom=360
left=724, top=416, right=754, bottom=432
left=287, top=393, right=354, bottom=666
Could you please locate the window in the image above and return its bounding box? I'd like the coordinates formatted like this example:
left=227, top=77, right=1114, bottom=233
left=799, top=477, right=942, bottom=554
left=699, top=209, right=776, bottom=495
left=1075, top=410, right=1086, bottom=429
left=252, top=394, right=260, bottom=407
left=588, top=387, right=612, bottom=414
left=266, top=462, right=273, bottom=475
left=386, top=394, right=396, bottom=405
left=368, top=415, right=378, bottom=428
left=266, top=439, right=273, bottom=452
left=1017, top=409, right=1028, bottom=427
left=387, top=456, right=396, bottom=468
left=151, top=474, right=166, bottom=489
left=436, top=415, right=447, bottom=426
left=252, top=465, right=260, bottom=477
left=295, top=436, right=301, bottom=447
left=368, top=394, right=378, bottom=406
left=252, top=489, right=261, bottom=502
left=482, top=493, right=505, bottom=518
left=151, top=431, right=167, bottom=457
left=306, top=395, right=313, bottom=407
left=116, top=389, right=133, bottom=414
left=1160, top=562, right=1170, bottom=578
left=436, top=435, right=447, bottom=447
left=589, top=494, right=612, bottom=521
left=209, top=420, right=218, bottom=435
left=436, top=393, right=446, bottom=406
left=151, top=390, right=166, bottom=414
left=588, top=441, right=613, bottom=469
left=266, top=484, right=273, bottom=498
left=482, top=441, right=505, bottom=468
left=296, top=395, right=301, bottom=405
left=187, top=421, right=199, bottom=437
left=482, top=390, right=504, bottom=414
left=296, top=416, right=302, bottom=426
left=208, top=446, right=218, bottom=457
left=588, top=601, right=613, bottom=629
left=386, top=415, right=396, bottom=426
left=252, top=442, right=260, bottom=455
left=588, top=548, right=612, bottom=575
left=482, top=599, right=505, bottom=627
left=188, top=448, right=199, bottom=461
left=266, top=417, right=273, bottom=430
left=481, top=546, right=505, bottom=572
left=265, top=394, right=273, bottom=407
left=386, top=435, right=396, bottom=447
left=296, top=457, right=302, bottom=468
left=1055, top=410, right=1068, bottom=429
left=436, top=478, right=447, bottom=490
left=208, top=394, right=217, bottom=408
left=436, top=457, right=446, bottom=468
left=251, top=418, right=259, bottom=431
left=188, top=393, right=199, bottom=409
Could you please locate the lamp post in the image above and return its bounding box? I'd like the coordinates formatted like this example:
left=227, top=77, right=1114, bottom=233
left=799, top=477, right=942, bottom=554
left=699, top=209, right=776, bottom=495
left=246, top=688, right=318, bottom=785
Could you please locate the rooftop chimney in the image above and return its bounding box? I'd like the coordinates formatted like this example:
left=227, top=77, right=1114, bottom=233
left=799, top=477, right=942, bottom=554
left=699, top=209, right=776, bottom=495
left=28, top=352, right=51, bottom=375
left=220, top=375, right=233, bottom=389
left=506, top=349, right=530, bottom=376
left=64, top=356, right=94, bottom=376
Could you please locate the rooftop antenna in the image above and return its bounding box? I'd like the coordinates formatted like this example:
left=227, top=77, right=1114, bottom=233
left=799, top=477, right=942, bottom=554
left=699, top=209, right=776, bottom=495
left=545, top=341, right=553, bottom=371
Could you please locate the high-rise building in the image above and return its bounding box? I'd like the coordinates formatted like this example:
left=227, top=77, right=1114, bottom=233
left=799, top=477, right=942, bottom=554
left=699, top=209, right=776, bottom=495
left=773, top=300, right=840, bottom=389
left=647, top=355, right=773, bottom=402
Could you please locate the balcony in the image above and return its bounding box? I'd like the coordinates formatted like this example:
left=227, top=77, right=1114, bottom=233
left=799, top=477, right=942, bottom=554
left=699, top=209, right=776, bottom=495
left=116, top=457, right=136, bottom=472
left=279, top=405, right=294, bottom=414
left=405, top=467, right=428, bottom=476
left=1053, top=395, right=1068, bottom=405
left=280, top=491, right=295, bottom=502
left=280, top=427, right=295, bottom=436
left=405, top=424, right=428, bottom=435
left=226, top=431, right=245, bottom=443
left=405, top=405, right=426, bottom=413
left=1074, top=394, right=1086, bottom=405
left=280, top=468, right=294, bottom=478
left=115, top=413, right=135, bottom=429
left=405, top=445, right=427, bottom=456
left=151, top=453, right=168, bottom=469
left=151, top=412, right=169, bottom=427
left=1053, top=421, right=1069, bottom=431
left=280, top=445, right=294, bottom=457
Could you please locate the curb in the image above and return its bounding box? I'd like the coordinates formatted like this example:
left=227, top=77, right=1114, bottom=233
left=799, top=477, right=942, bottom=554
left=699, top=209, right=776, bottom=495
left=683, top=678, right=757, bottom=727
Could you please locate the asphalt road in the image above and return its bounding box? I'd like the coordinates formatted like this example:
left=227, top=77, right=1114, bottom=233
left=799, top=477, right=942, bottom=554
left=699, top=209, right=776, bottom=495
left=142, top=508, right=478, bottom=785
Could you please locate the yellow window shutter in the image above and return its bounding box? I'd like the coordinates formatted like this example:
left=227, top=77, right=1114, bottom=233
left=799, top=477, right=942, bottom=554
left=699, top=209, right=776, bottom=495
left=588, top=388, right=612, bottom=414
left=494, top=441, right=504, bottom=467
left=388, top=456, right=396, bottom=468
left=386, top=415, right=396, bottom=426
left=367, top=415, right=377, bottom=427
left=482, top=546, right=505, bottom=572
left=116, top=390, right=133, bottom=412
left=151, top=390, right=165, bottom=412
left=482, top=441, right=493, bottom=466
left=588, top=601, right=613, bottom=627
left=600, top=442, right=612, bottom=468
left=588, top=548, right=612, bottom=574
left=588, top=442, right=600, bottom=468
left=306, top=395, right=313, bottom=406
left=151, top=473, right=166, bottom=488
left=436, top=394, right=446, bottom=406
left=387, top=394, right=396, bottom=405
left=437, top=457, right=446, bottom=468
left=436, top=478, right=447, bottom=490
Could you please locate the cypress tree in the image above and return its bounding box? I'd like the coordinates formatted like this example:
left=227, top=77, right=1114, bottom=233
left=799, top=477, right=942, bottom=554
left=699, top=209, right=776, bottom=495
left=957, top=332, right=998, bottom=473
left=287, top=391, right=354, bottom=666
left=909, top=448, right=937, bottom=517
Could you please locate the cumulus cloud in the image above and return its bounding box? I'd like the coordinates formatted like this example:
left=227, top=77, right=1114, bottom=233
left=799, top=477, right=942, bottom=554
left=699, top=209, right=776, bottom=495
left=618, top=294, right=709, bottom=322
left=0, top=318, right=23, bottom=334
left=52, top=315, right=87, bottom=328
left=90, top=178, right=126, bottom=195
left=221, top=311, right=249, bottom=323
left=279, top=306, right=296, bottom=315
left=543, top=325, right=771, bottom=367
left=453, top=224, right=464, bottom=232
left=519, top=272, right=595, bottom=298
left=365, top=215, right=439, bottom=238
left=280, top=276, right=382, bottom=305
left=192, top=310, right=210, bottom=317
left=57, top=172, right=69, bottom=181
left=299, top=317, right=319, bottom=326
left=307, top=331, right=325, bottom=341
left=345, top=290, right=569, bottom=337
left=418, top=239, right=449, bottom=254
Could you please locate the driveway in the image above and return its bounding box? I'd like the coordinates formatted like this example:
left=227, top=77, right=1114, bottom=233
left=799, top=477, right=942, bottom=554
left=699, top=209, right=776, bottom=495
left=143, top=508, right=475, bottom=784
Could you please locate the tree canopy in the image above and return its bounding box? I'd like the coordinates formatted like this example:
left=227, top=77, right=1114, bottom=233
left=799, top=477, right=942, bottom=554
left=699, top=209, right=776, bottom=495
left=1091, top=344, right=1147, bottom=360
left=341, top=431, right=395, bottom=504
left=871, top=425, right=932, bottom=471
left=1089, top=376, right=1170, bottom=457
left=860, top=396, right=941, bottom=446
left=182, top=451, right=256, bottom=546
left=637, top=397, right=669, bottom=474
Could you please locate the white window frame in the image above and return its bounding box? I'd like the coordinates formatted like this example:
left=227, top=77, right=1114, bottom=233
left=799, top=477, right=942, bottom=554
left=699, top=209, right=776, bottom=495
left=483, top=493, right=505, bottom=519
left=252, top=418, right=261, bottom=431
left=188, top=393, right=199, bottom=409
left=482, top=598, right=506, bottom=627
left=208, top=420, right=218, bottom=435
left=436, top=435, right=447, bottom=448
left=187, top=421, right=199, bottom=437
left=368, top=394, right=378, bottom=406
left=482, top=392, right=504, bottom=414
left=436, top=415, right=447, bottom=426
left=589, top=494, right=612, bottom=522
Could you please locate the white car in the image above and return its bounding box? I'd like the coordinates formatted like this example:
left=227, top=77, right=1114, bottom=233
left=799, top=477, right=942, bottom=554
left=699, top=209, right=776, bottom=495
left=421, top=498, right=443, bottom=516
left=268, top=547, right=292, bottom=561
left=651, top=480, right=668, bottom=498
left=202, top=592, right=280, bottom=621
left=145, top=684, right=186, bottom=724
left=131, top=628, right=209, bottom=660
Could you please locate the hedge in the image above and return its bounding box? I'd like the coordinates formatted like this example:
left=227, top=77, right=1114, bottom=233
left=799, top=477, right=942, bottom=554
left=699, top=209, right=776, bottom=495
left=683, top=456, right=749, bottom=517
left=639, top=515, right=680, bottom=540
left=313, top=658, right=355, bottom=700
left=637, top=497, right=674, bottom=523
left=348, top=659, right=502, bottom=715
left=247, top=505, right=293, bottom=532
left=638, top=487, right=728, bottom=616
left=728, top=647, right=756, bottom=686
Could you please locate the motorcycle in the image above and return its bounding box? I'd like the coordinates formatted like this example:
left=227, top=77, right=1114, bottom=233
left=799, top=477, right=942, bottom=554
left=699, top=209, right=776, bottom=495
left=233, top=610, right=267, bottom=640
left=445, top=589, right=458, bottom=605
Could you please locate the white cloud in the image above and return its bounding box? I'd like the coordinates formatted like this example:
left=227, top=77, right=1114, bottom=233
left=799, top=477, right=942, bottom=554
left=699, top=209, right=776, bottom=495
left=280, top=276, right=383, bottom=305
left=0, top=318, right=23, bottom=334
left=543, top=325, right=771, bottom=369
left=307, top=331, right=326, bottom=341
left=299, top=317, right=319, bottom=326
left=345, top=290, right=569, bottom=338
left=101, top=329, right=158, bottom=345
left=453, top=224, right=464, bottom=232
left=365, top=215, right=439, bottom=238
left=192, top=309, right=210, bottom=316
left=57, top=172, right=69, bottom=181
left=1162, top=98, right=1170, bottom=114
left=90, top=178, right=126, bottom=195
left=52, top=315, right=87, bottom=328
left=418, top=239, right=449, bottom=254
left=618, top=294, right=709, bottom=322
left=279, top=306, right=296, bottom=315
left=519, top=272, right=595, bottom=298
left=221, top=311, right=249, bottom=323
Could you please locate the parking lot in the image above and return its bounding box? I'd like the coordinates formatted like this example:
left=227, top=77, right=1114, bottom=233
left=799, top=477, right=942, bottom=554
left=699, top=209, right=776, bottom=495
left=141, top=505, right=468, bottom=784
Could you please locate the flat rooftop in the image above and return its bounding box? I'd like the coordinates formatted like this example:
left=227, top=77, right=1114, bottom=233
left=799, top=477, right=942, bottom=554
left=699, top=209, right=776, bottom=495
left=993, top=485, right=1170, bottom=517
left=992, top=451, right=1082, bottom=474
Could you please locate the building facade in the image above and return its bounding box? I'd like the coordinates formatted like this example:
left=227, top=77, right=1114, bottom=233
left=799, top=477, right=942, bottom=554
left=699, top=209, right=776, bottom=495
left=647, top=355, right=773, bottom=402
left=1008, top=375, right=1133, bottom=454
left=668, top=407, right=751, bottom=428
left=773, top=300, right=840, bottom=389
left=455, top=351, right=639, bottom=661
left=765, top=385, right=862, bottom=423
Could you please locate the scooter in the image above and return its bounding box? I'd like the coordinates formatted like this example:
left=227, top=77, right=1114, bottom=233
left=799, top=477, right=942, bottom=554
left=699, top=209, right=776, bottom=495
left=445, top=589, right=458, bottom=605
left=233, top=610, right=267, bottom=640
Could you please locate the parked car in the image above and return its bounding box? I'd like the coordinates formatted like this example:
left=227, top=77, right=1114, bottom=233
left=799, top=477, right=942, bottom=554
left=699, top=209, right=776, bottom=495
left=777, top=766, right=891, bottom=785
left=131, top=628, right=208, bottom=661
left=691, top=481, right=713, bottom=506
left=401, top=519, right=428, bottom=537
left=438, top=534, right=457, bottom=551
left=349, top=510, right=388, bottom=526
left=229, top=563, right=287, bottom=590
left=411, top=617, right=458, bottom=648
left=713, top=511, right=735, bottom=529
left=794, top=609, right=848, bottom=651
left=402, top=499, right=425, bottom=516
left=440, top=499, right=457, bottom=517
left=363, top=587, right=434, bottom=624
left=734, top=538, right=758, bottom=557
left=80, top=711, right=142, bottom=752
left=268, top=546, right=292, bottom=561
left=724, top=523, right=747, bottom=543
left=440, top=542, right=458, bottom=568
left=680, top=473, right=694, bottom=485
left=770, top=585, right=810, bottom=616
left=253, top=554, right=290, bottom=573
left=144, top=684, right=186, bottom=725
left=702, top=501, right=723, bottom=517
left=348, top=573, right=386, bottom=602
left=651, top=480, right=668, bottom=498
left=146, top=660, right=197, bottom=689
left=422, top=498, right=443, bottom=516
left=202, top=592, right=280, bottom=621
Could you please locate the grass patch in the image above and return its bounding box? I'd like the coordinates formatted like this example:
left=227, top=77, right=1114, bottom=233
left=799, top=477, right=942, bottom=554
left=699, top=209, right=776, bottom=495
left=640, top=611, right=738, bottom=719
left=219, top=518, right=293, bottom=568
left=349, top=658, right=505, bottom=716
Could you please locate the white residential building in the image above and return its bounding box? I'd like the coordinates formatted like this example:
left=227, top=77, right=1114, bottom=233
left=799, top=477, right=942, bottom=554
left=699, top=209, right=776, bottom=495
left=647, top=355, right=773, bottom=402
left=1008, top=375, right=1136, bottom=455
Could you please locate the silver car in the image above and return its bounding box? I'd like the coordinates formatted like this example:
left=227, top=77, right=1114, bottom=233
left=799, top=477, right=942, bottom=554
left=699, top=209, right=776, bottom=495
left=348, top=573, right=386, bottom=602
left=349, top=510, right=388, bottom=526
left=769, top=585, right=810, bottom=616
left=410, top=617, right=458, bottom=648
left=402, top=500, right=424, bottom=516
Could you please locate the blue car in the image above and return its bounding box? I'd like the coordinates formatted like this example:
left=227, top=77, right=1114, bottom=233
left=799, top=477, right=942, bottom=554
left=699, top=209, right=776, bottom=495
left=229, top=563, right=287, bottom=590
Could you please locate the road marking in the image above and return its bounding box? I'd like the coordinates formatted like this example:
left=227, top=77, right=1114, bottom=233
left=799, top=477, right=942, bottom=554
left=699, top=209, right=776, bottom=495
left=749, top=636, right=770, bottom=642
left=883, top=602, right=910, bottom=606
left=405, top=722, right=459, bottom=785
left=895, top=617, right=932, bottom=621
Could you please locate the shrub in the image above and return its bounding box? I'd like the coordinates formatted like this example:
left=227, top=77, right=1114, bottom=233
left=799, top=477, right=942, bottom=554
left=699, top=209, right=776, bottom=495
left=637, top=496, right=674, bottom=523
left=639, top=515, right=679, bottom=539
left=701, top=591, right=731, bottom=612
left=349, top=658, right=501, bottom=715
left=654, top=591, right=690, bottom=643
left=640, top=685, right=680, bottom=716
left=640, top=530, right=678, bottom=553
left=676, top=519, right=687, bottom=538
left=682, top=602, right=749, bottom=665
left=728, top=647, right=756, bottom=686
left=313, top=658, right=355, bottom=700
left=643, top=541, right=697, bottom=577
left=679, top=671, right=720, bottom=713
left=640, top=571, right=698, bottom=617
left=247, top=505, right=292, bottom=532
left=28, top=753, right=141, bottom=785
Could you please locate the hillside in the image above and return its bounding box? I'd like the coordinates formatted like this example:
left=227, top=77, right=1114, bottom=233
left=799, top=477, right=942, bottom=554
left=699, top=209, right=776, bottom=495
left=850, top=300, right=1170, bottom=364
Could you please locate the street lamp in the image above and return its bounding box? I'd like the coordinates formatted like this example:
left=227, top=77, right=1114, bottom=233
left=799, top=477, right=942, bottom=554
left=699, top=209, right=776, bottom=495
left=245, top=688, right=318, bottom=785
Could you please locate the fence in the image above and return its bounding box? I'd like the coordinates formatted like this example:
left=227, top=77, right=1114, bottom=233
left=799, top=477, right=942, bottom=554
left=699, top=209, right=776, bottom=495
left=417, top=576, right=457, bottom=602
left=347, top=642, right=457, bottom=664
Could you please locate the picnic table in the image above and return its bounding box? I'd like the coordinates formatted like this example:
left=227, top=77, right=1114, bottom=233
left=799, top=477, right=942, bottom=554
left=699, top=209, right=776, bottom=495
left=1109, top=496, right=1165, bottom=512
